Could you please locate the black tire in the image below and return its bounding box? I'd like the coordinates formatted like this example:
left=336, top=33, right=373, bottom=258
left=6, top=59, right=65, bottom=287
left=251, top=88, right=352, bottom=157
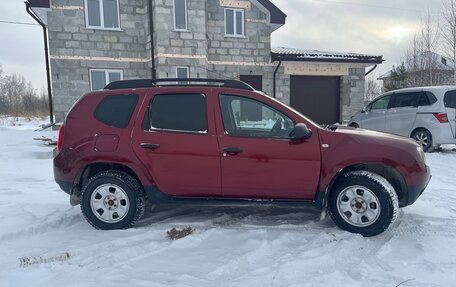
left=411, top=129, right=434, bottom=152
left=80, top=170, right=145, bottom=230
left=328, top=171, right=399, bottom=237
left=349, top=122, right=359, bottom=128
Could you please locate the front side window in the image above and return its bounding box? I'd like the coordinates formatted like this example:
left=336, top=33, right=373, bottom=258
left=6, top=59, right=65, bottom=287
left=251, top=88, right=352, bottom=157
left=391, top=92, right=419, bottom=108
left=149, top=94, right=207, bottom=133
left=225, top=8, right=244, bottom=36
left=174, top=0, right=188, bottom=30
left=370, top=95, right=391, bottom=111
left=85, top=0, right=120, bottom=29
left=219, top=94, right=294, bottom=138
left=90, top=69, right=123, bottom=90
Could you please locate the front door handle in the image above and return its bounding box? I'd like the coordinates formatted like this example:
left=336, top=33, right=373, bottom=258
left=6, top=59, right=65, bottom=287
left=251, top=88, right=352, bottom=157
left=140, top=143, right=160, bottom=150
left=223, top=147, right=243, bottom=156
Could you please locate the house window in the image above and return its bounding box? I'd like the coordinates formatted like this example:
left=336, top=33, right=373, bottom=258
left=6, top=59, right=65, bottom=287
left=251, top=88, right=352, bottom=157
left=176, top=66, right=189, bottom=78
left=89, top=69, right=123, bottom=90
left=85, top=0, right=120, bottom=29
left=174, top=0, right=188, bottom=30
left=225, top=8, right=244, bottom=37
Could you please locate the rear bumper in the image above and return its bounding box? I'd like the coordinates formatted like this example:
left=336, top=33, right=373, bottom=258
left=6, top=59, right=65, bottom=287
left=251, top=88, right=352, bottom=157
left=404, top=165, right=431, bottom=206
left=56, top=180, right=72, bottom=195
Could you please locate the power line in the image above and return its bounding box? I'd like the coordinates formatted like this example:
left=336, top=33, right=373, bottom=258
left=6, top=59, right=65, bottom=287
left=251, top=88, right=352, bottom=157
left=0, top=20, right=39, bottom=26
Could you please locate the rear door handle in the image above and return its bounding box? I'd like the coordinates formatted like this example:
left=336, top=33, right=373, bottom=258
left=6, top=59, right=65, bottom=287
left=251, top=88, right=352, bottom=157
left=223, top=147, right=243, bottom=156
left=140, top=143, right=160, bottom=150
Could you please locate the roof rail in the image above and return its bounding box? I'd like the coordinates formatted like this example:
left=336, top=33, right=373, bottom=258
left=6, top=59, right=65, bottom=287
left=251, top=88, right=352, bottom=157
left=104, top=78, right=255, bottom=91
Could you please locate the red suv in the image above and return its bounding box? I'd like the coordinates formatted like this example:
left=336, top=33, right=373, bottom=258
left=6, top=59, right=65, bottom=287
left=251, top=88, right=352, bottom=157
left=54, top=79, right=431, bottom=236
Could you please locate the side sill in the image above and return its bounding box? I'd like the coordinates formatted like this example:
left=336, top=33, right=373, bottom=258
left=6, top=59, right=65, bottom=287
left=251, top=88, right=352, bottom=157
left=144, top=186, right=323, bottom=209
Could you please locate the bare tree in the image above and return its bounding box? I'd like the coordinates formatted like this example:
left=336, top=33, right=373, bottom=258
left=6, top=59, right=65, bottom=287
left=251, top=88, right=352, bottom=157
left=0, top=66, right=48, bottom=117
left=404, top=10, right=441, bottom=86
left=421, top=9, right=440, bottom=85
left=365, top=75, right=381, bottom=102
left=441, top=0, right=456, bottom=82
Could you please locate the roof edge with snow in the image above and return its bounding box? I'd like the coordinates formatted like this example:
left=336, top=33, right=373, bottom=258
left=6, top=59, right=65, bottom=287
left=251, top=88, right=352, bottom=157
left=271, top=47, right=384, bottom=64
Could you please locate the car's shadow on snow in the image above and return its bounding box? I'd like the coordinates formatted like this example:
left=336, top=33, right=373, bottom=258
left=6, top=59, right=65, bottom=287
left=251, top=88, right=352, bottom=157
left=136, top=204, right=330, bottom=229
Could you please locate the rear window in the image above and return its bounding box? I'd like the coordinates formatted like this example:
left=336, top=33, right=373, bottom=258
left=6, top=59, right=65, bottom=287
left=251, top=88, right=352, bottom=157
left=94, top=94, right=139, bottom=128
left=149, top=94, right=207, bottom=133
left=444, top=90, right=456, bottom=108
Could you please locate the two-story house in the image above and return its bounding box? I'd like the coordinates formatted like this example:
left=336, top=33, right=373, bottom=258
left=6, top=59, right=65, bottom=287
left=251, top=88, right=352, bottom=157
left=27, top=0, right=383, bottom=124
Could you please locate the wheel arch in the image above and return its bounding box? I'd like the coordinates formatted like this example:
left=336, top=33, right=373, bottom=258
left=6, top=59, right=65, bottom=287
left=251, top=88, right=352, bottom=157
left=410, top=126, right=431, bottom=138
left=70, top=162, right=148, bottom=206
left=325, top=163, right=408, bottom=207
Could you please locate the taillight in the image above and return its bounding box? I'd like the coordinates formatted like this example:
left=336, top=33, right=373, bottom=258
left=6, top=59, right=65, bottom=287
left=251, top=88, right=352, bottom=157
left=57, top=124, right=65, bottom=152
left=433, top=113, right=449, bottom=123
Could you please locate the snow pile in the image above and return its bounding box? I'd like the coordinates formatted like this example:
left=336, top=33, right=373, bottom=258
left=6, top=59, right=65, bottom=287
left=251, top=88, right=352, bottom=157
left=0, top=119, right=455, bottom=287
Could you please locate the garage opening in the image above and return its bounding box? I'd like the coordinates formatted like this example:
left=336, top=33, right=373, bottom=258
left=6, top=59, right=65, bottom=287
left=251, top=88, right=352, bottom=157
left=290, top=75, right=340, bottom=125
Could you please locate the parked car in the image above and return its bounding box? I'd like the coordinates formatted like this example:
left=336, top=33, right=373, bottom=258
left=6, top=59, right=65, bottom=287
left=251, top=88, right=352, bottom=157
left=54, top=79, right=431, bottom=237
left=349, top=86, right=456, bottom=152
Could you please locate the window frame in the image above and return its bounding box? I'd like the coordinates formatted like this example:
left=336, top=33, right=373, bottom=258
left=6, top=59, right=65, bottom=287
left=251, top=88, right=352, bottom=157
left=146, top=93, right=209, bottom=135
left=84, top=0, right=121, bottom=31
left=173, top=0, right=188, bottom=31
left=89, top=68, right=123, bottom=91
left=219, top=93, right=295, bottom=139
left=224, top=8, right=245, bottom=37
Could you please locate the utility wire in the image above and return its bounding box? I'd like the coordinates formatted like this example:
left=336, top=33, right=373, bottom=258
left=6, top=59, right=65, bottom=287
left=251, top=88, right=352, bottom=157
left=0, top=20, right=40, bottom=26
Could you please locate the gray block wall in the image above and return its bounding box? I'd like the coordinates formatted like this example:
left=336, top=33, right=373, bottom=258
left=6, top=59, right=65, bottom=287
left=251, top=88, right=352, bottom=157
left=48, top=0, right=151, bottom=121
left=340, top=68, right=366, bottom=122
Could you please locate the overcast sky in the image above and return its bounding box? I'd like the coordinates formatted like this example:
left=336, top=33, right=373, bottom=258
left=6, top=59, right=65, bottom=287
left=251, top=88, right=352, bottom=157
left=0, top=0, right=442, bottom=89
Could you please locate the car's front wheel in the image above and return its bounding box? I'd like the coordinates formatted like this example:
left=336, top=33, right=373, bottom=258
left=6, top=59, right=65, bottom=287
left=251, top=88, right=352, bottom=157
left=328, top=171, right=399, bottom=237
left=80, top=170, right=145, bottom=230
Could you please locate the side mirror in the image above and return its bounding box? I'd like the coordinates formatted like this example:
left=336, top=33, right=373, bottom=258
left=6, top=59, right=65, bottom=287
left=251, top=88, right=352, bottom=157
left=361, top=108, right=366, bottom=114
left=289, top=123, right=312, bottom=142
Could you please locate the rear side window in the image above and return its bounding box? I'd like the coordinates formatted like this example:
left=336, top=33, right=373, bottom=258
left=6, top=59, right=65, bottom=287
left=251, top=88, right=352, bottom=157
left=418, top=92, right=437, bottom=106
left=94, top=94, right=138, bottom=128
left=444, top=90, right=456, bottom=108
left=391, top=92, right=420, bottom=108
left=149, top=94, right=207, bottom=133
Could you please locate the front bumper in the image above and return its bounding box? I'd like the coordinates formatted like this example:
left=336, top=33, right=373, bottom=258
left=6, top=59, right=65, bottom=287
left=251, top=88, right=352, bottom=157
left=405, top=165, right=431, bottom=206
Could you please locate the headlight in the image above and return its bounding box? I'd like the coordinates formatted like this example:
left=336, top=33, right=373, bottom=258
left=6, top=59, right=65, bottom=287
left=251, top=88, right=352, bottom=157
left=416, top=146, right=426, bottom=164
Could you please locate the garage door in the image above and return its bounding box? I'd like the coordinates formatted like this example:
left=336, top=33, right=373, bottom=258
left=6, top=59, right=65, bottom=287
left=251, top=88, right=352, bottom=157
left=290, top=76, right=340, bottom=125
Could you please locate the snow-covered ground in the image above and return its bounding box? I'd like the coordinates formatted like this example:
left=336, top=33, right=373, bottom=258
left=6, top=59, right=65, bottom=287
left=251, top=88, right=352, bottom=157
left=0, top=118, right=456, bottom=287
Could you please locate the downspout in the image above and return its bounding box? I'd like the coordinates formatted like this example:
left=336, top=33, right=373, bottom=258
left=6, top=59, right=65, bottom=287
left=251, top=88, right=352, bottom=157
left=273, top=58, right=282, bottom=98
left=25, top=1, right=54, bottom=124
left=365, top=64, right=377, bottom=76
left=148, top=0, right=156, bottom=79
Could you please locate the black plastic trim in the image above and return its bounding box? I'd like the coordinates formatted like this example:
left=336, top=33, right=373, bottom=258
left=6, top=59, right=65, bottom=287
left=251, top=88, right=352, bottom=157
left=144, top=186, right=321, bottom=209
left=104, top=78, right=255, bottom=91
left=56, top=180, right=72, bottom=195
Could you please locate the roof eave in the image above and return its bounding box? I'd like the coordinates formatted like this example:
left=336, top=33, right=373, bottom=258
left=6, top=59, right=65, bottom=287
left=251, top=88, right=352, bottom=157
left=271, top=53, right=384, bottom=65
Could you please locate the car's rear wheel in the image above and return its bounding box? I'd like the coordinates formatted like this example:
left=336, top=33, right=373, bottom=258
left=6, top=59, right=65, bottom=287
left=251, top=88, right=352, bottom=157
left=81, top=170, right=145, bottom=230
left=349, top=122, right=359, bottom=128
left=412, top=129, right=434, bottom=152
left=328, top=171, right=399, bottom=237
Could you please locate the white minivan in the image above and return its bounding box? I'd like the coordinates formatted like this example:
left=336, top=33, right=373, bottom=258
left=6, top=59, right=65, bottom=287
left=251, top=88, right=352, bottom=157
left=349, top=86, right=456, bottom=152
